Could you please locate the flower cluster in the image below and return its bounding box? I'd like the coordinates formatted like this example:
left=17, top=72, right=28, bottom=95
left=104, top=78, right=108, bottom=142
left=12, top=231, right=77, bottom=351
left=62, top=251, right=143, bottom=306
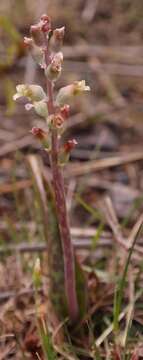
left=13, top=14, right=90, bottom=161
left=45, top=52, right=63, bottom=81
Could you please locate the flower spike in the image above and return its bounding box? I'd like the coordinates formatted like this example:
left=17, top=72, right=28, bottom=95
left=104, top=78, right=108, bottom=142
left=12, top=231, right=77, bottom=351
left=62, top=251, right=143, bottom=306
left=13, top=14, right=90, bottom=324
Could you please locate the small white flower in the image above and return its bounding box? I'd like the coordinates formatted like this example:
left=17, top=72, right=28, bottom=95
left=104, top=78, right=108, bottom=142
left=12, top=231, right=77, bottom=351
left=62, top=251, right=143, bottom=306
left=25, top=103, right=34, bottom=111
left=25, top=100, right=48, bottom=118
left=73, top=80, right=90, bottom=94
left=56, top=80, right=90, bottom=106
left=13, top=84, right=46, bottom=102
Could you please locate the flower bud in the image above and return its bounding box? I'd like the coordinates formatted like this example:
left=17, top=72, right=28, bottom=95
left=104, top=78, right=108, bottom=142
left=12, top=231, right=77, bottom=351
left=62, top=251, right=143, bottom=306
left=31, top=127, right=50, bottom=149
left=64, top=139, right=78, bottom=152
left=30, top=23, right=44, bottom=46
left=30, top=16, right=51, bottom=36
left=40, top=14, right=51, bottom=33
left=30, top=24, right=41, bottom=33
left=56, top=80, right=90, bottom=106
left=13, top=84, right=46, bottom=102
left=54, top=27, right=65, bottom=41
left=31, top=127, right=47, bottom=139
left=45, top=52, right=63, bottom=82
left=56, top=85, right=73, bottom=106
left=59, top=139, right=77, bottom=166
left=51, top=114, right=64, bottom=128
left=41, top=22, right=50, bottom=33
left=72, top=80, right=90, bottom=95
left=50, top=27, right=65, bottom=52
left=24, top=37, right=45, bottom=68
left=40, top=14, right=50, bottom=22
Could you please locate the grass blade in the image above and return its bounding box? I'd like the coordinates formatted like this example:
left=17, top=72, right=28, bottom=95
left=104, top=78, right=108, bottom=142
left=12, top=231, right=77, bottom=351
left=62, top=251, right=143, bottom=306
left=113, top=223, right=143, bottom=333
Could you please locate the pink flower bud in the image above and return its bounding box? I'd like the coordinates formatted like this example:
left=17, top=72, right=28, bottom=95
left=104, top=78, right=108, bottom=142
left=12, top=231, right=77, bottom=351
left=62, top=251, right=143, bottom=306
left=41, top=22, right=50, bottom=33
left=40, top=14, right=51, bottom=22
left=30, top=16, right=51, bottom=37
left=51, top=114, right=64, bottom=128
left=40, top=14, right=51, bottom=33
left=64, top=139, right=78, bottom=152
left=31, top=127, right=47, bottom=140
left=59, top=138, right=78, bottom=165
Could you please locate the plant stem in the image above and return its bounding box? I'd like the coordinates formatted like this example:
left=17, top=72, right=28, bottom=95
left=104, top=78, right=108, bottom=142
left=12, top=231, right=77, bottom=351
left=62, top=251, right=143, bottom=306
left=43, top=36, right=79, bottom=322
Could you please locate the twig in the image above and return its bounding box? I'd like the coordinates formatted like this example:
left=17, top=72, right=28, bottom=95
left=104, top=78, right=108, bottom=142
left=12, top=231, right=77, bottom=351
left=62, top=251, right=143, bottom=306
left=27, top=154, right=50, bottom=244
left=101, top=196, right=127, bottom=250
left=0, top=238, right=111, bottom=255
left=67, top=150, right=143, bottom=177
left=101, top=197, right=143, bottom=259
left=0, top=287, right=43, bottom=302
left=0, top=179, right=32, bottom=194
left=0, top=221, right=111, bottom=238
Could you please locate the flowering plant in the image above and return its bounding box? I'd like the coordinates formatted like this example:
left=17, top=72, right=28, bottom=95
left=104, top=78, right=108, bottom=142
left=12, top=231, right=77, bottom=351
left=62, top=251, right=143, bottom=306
left=13, top=14, right=90, bottom=324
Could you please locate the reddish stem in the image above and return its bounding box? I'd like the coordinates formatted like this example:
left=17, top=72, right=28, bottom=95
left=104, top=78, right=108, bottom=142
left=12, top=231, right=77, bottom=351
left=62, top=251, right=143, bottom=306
left=43, top=35, right=79, bottom=322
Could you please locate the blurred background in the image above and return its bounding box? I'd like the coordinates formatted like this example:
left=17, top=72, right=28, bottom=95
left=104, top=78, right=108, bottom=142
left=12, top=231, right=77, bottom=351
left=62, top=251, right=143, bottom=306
left=0, top=0, right=143, bottom=357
